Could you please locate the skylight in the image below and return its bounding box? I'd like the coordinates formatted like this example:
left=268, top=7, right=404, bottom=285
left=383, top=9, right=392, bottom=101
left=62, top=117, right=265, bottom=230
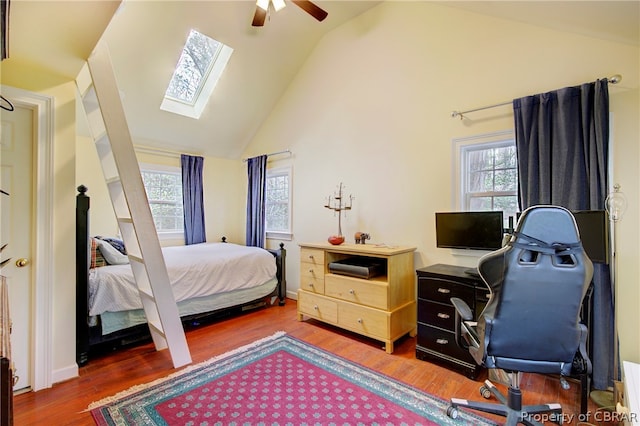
left=160, top=29, right=233, bottom=119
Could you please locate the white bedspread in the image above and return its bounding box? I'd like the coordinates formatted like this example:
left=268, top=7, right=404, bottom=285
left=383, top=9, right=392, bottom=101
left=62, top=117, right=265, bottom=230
left=89, top=242, right=277, bottom=316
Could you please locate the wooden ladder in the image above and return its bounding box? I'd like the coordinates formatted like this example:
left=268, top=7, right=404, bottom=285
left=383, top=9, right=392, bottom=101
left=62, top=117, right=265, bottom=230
left=76, top=41, right=191, bottom=368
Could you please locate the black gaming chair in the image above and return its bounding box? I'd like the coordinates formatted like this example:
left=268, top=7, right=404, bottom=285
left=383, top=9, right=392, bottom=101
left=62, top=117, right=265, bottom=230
left=447, top=205, right=593, bottom=426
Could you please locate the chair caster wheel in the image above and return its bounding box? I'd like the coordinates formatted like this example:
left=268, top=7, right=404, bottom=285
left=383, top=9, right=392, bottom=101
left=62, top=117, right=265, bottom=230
left=446, top=406, right=459, bottom=419
left=480, top=385, right=491, bottom=399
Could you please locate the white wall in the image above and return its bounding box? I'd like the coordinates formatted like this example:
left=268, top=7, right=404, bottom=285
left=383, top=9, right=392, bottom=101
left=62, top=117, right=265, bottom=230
left=243, top=2, right=640, bottom=362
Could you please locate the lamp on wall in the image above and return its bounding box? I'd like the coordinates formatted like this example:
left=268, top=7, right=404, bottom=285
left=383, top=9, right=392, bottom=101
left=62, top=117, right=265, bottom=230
left=591, top=183, right=627, bottom=409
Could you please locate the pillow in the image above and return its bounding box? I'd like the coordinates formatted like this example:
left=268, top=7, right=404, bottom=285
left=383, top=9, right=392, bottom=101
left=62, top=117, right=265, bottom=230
left=96, top=236, right=127, bottom=255
left=96, top=239, right=130, bottom=265
left=90, top=238, right=107, bottom=268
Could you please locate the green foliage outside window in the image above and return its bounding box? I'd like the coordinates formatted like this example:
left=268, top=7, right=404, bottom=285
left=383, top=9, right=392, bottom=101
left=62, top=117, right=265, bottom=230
left=465, top=143, right=518, bottom=227
left=265, top=172, right=290, bottom=233
left=141, top=170, right=184, bottom=233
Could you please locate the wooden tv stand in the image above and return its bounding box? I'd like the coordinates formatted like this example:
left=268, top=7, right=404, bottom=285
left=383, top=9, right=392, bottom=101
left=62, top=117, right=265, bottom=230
left=297, top=243, right=416, bottom=353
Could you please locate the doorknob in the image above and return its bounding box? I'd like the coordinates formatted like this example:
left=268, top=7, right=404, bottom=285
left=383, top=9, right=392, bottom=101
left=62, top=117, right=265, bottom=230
left=15, top=258, right=29, bottom=268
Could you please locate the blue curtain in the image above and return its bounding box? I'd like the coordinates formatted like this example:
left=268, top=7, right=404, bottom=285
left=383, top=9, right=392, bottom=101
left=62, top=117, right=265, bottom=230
left=181, top=154, right=206, bottom=245
left=513, top=79, right=614, bottom=390
left=245, top=155, right=267, bottom=248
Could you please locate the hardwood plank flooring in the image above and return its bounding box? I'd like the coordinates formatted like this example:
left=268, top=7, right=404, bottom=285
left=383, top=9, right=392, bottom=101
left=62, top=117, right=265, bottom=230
left=14, top=300, right=610, bottom=425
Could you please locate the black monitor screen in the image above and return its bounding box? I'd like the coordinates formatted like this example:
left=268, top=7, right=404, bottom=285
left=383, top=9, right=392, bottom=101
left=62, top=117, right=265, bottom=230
left=435, top=211, right=504, bottom=250
left=573, top=210, right=609, bottom=264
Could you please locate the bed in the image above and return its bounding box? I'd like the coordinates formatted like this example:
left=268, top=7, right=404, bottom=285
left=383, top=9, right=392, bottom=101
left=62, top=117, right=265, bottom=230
left=75, top=186, right=286, bottom=366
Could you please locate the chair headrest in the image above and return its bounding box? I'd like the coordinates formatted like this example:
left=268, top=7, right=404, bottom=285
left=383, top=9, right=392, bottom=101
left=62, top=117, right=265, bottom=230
left=514, top=205, right=581, bottom=248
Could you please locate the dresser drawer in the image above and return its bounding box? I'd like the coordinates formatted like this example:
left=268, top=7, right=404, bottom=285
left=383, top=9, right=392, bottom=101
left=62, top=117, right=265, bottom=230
left=417, top=323, right=475, bottom=363
left=418, top=277, right=474, bottom=305
left=417, top=299, right=455, bottom=330
left=300, top=248, right=325, bottom=266
left=325, top=274, right=388, bottom=310
left=298, top=291, right=337, bottom=323
left=299, top=275, right=325, bottom=294
left=300, top=262, right=325, bottom=294
left=338, top=303, right=388, bottom=339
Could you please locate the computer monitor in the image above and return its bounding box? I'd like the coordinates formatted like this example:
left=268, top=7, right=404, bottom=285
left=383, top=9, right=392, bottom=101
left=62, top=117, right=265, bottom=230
left=435, top=211, right=504, bottom=251
left=572, top=210, right=609, bottom=264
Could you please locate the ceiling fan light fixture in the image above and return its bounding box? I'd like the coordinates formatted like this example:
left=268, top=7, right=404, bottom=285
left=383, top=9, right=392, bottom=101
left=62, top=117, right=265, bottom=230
left=272, top=0, right=286, bottom=12
left=252, top=0, right=327, bottom=26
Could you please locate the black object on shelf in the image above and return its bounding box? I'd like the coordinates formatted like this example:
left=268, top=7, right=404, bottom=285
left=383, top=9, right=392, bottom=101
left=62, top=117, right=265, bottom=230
left=328, top=256, right=386, bottom=279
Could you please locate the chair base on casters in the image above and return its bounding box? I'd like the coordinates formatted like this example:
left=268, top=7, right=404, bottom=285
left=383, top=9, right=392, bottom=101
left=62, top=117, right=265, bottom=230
left=447, top=379, right=564, bottom=426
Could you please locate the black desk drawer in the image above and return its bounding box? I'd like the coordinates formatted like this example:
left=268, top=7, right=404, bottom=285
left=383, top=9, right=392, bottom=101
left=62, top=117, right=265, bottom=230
left=418, top=277, right=475, bottom=305
left=417, top=300, right=455, bottom=330
left=417, top=323, right=475, bottom=364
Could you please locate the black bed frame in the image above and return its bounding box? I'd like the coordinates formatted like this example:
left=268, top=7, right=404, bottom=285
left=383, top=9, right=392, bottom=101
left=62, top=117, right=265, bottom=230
left=75, top=185, right=286, bottom=366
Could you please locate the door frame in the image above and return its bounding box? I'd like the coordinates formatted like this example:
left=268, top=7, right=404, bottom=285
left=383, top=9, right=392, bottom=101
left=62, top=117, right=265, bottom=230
left=1, top=85, right=54, bottom=391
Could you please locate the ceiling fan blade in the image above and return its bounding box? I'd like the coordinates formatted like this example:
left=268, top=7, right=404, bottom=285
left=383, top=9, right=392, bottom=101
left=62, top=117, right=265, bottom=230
left=291, top=0, right=328, bottom=22
left=252, top=6, right=267, bottom=27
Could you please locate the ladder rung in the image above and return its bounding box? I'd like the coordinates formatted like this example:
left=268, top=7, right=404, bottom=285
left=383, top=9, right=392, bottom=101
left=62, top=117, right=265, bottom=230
left=117, top=217, right=133, bottom=223
left=147, top=319, right=165, bottom=337
left=127, top=254, right=143, bottom=264
left=106, top=176, right=121, bottom=185
left=93, top=131, right=108, bottom=141
left=138, top=288, right=155, bottom=302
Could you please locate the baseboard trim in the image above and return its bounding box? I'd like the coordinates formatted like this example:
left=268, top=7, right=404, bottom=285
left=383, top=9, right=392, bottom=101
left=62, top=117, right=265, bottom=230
left=51, top=364, right=78, bottom=385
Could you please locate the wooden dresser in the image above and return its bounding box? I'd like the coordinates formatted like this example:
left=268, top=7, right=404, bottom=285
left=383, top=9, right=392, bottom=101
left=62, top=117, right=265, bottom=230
left=297, top=243, right=416, bottom=353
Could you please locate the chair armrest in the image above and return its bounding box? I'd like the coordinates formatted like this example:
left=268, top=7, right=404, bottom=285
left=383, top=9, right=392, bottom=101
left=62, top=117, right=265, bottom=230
left=577, top=323, right=592, bottom=375
left=451, top=297, right=475, bottom=350
left=451, top=297, right=473, bottom=321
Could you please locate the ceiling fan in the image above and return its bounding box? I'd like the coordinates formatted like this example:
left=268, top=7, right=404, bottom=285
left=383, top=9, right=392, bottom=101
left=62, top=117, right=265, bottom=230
left=252, top=0, right=328, bottom=27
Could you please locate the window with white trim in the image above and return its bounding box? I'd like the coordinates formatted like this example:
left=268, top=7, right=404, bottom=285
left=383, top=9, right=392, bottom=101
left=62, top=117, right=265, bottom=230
left=140, top=164, right=184, bottom=235
left=265, top=167, right=292, bottom=240
left=455, top=132, right=519, bottom=229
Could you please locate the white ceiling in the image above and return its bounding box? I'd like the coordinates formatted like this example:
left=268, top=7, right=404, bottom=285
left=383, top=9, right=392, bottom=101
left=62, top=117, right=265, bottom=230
left=4, top=1, right=639, bottom=159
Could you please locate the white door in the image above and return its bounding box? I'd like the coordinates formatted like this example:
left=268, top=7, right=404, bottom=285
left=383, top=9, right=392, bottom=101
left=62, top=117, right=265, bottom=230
left=0, top=103, right=34, bottom=392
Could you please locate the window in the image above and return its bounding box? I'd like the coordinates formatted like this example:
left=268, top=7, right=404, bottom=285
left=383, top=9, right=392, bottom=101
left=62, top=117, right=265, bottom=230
left=160, top=29, right=233, bottom=119
left=140, top=165, right=184, bottom=236
left=265, top=167, right=292, bottom=240
left=454, top=131, right=519, bottom=229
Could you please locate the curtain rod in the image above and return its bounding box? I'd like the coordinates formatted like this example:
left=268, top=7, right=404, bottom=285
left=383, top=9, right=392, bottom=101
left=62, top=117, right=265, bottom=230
left=134, top=144, right=205, bottom=159
left=451, top=74, right=622, bottom=120
left=243, top=149, right=291, bottom=162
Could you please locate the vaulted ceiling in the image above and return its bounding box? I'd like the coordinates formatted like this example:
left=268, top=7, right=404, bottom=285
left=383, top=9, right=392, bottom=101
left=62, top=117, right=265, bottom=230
left=4, top=1, right=639, bottom=159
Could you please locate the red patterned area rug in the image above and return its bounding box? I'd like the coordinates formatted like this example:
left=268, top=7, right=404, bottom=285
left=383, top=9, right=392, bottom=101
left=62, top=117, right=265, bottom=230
left=89, top=332, right=496, bottom=425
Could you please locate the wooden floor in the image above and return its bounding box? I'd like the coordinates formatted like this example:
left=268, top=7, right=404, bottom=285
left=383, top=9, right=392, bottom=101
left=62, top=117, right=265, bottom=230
left=14, top=300, right=609, bottom=425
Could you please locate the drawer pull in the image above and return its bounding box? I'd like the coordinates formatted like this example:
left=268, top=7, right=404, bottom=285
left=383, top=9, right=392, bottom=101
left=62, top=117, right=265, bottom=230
left=308, top=254, right=314, bottom=259
left=349, top=289, right=355, bottom=295
left=313, top=305, right=319, bottom=310
left=307, top=282, right=314, bottom=287
left=437, top=313, right=450, bottom=319
left=436, top=338, right=449, bottom=345
left=309, top=268, right=314, bottom=274
left=437, top=288, right=451, bottom=294
left=357, top=318, right=363, bottom=324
